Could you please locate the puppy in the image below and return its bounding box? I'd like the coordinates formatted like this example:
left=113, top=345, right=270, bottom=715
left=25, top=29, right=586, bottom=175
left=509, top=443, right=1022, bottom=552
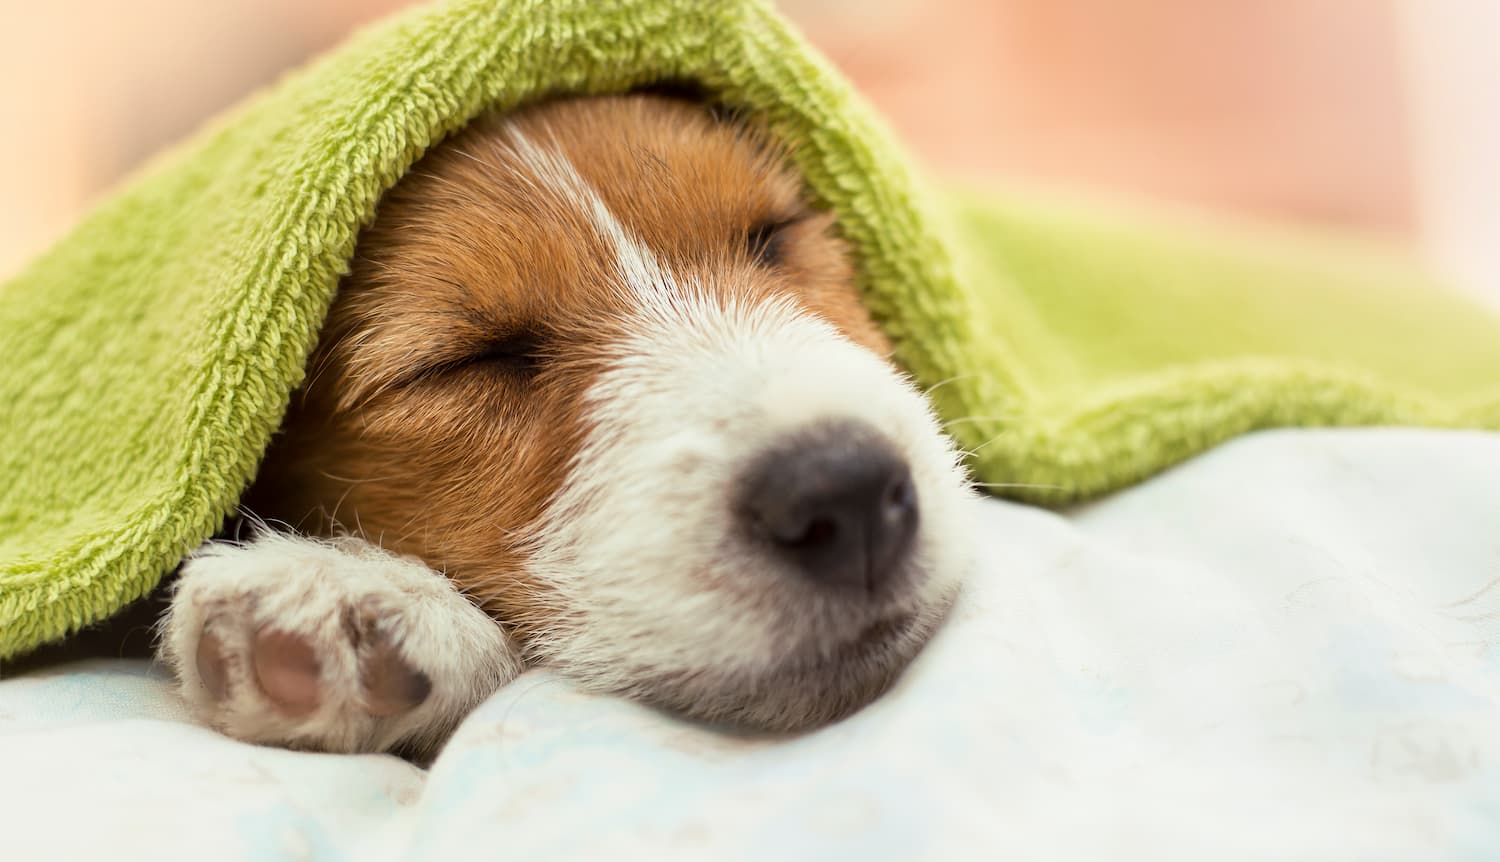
left=158, top=94, right=976, bottom=758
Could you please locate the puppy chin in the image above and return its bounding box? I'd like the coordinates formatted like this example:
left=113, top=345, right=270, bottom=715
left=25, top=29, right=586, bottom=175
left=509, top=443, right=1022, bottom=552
left=663, top=594, right=959, bottom=732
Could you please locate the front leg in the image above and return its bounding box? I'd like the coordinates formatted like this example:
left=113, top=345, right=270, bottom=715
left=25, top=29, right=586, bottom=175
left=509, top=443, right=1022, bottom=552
left=158, top=532, right=520, bottom=760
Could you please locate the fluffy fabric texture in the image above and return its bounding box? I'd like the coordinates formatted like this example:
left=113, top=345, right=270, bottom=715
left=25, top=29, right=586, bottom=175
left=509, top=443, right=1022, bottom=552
left=2, top=0, right=1498, bottom=659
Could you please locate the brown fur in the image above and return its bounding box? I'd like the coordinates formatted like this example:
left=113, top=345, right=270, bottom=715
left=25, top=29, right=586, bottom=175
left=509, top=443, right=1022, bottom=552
left=245, top=94, right=891, bottom=645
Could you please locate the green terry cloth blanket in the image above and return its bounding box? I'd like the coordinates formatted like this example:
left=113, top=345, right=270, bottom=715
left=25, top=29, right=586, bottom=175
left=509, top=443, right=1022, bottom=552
left=3, top=0, right=1499, bottom=660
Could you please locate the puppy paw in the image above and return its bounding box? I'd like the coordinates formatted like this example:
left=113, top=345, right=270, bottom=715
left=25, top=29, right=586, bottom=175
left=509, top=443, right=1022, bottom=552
left=159, top=533, right=520, bottom=758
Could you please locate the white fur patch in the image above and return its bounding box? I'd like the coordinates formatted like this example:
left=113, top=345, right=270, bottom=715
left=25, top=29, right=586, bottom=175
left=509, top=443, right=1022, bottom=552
left=518, top=289, right=977, bottom=720
left=505, top=128, right=678, bottom=303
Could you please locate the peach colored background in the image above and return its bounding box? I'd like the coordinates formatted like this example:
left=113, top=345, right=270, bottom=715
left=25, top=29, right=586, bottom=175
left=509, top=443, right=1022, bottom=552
left=2, top=0, right=1496, bottom=305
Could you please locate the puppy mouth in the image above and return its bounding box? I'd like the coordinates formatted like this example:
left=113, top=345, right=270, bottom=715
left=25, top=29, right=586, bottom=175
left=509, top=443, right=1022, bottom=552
left=741, top=608, right=936, bottom=730
left=627, top=602, right=945, bottom=734
left=788, top=612, right=917, bottom=671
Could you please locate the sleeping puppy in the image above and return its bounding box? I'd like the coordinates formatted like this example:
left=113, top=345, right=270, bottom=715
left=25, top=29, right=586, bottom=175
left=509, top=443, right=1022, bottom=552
left=158, top=94, right=976, bottom=758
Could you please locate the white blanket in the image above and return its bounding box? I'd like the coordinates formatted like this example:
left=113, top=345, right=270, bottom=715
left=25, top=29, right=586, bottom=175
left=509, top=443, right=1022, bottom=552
left=4, top=429, right=1499, bottom=860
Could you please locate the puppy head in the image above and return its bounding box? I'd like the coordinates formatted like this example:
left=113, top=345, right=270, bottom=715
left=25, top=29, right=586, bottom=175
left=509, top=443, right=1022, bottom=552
left=249, top=94, right=976, bottom=730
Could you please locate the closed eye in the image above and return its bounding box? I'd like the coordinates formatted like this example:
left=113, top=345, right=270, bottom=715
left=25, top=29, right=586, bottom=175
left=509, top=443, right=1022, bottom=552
left=466, top=330, right=545, bottom=376
left=747, top=218, right=796, bottom=268
left=356, top=326, right=548, bottom=403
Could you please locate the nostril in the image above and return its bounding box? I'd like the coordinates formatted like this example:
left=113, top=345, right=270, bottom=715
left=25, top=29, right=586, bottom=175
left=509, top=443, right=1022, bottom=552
left=886, top=476, right=914, bottom=510
left=786, top=516, right=838, bottom=549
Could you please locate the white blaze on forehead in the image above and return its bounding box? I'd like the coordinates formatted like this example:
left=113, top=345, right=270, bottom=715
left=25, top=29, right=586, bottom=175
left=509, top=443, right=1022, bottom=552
left=504, top=127, right=677, bottom=301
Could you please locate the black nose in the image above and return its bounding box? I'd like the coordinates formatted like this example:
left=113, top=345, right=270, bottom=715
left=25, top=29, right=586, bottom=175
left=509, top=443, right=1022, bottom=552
left=739, top=421, right=919, bottom=595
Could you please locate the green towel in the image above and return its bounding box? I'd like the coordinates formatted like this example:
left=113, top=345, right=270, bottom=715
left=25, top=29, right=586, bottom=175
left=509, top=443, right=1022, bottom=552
left=3, top=0, right=1498, bottom=660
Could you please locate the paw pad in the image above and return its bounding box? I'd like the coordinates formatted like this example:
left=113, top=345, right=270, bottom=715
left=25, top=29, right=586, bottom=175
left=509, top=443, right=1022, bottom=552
left=251, top=629, right=323, bottom=717
left=361, top=631, right=432, bottom=717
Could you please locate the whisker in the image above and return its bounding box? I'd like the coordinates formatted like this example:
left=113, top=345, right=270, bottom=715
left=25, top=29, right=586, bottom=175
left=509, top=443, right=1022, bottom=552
left=922, top=373, right=979, bottom=398
left=941, top=415, right=1008, bottom=430
left=968, top=432, right=1010, bottom=455
left=971, top=481, right=1067, bottom=492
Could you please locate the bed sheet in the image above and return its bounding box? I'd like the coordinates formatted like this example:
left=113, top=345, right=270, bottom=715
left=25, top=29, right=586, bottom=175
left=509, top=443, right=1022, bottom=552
left=3, top=429, right=1499, bottom=860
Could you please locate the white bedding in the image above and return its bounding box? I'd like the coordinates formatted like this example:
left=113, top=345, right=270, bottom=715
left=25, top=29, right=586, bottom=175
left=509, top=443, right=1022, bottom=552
left=4, top=429, right=1499, bottom=860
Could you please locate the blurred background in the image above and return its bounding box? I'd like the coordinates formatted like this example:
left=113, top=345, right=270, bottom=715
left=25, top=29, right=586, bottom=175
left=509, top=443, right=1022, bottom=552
left=2, top=0, right=1496, bottom=307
